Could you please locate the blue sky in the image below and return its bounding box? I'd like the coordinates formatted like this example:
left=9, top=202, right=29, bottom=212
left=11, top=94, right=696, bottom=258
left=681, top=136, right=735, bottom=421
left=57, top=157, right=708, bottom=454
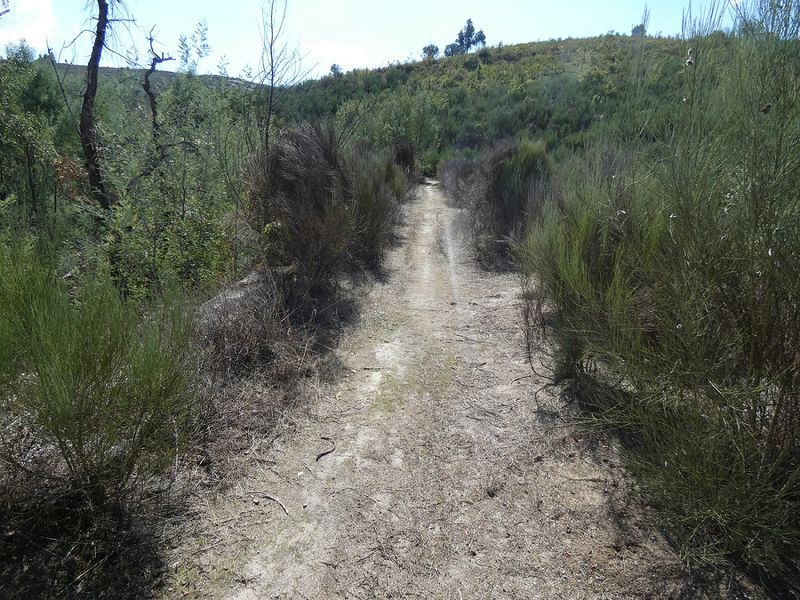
left=1, top=1, right=734, bottom=78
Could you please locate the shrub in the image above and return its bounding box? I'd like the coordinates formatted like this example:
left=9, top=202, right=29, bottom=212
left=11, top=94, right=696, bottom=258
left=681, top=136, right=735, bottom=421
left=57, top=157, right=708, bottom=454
left=195, top=270, right=311, bottom=382
left=0, top=242, right=194, bottom=506
left=349, top=144, right=407, bottom=268
left=476, top=138, right=550, bottom=240
left=249, top=121, right=352, bottom=305
left=393, top=138, right=415, bottom=178
left=517, top=2, right=800, bottom=587
left=438, top=155, right=475, bottom=207
left=249, top=121, right=408, bottom=309
left=440, top=139, right=550, bottom=266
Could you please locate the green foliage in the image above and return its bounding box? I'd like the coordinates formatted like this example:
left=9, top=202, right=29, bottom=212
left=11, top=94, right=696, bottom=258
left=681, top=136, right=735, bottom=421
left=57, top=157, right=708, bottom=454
left=249, top=122, right=408, bottom=308
left=422, top=44, right=440, bottom=61
left=0, top=43, right=62, bottom=220
left=442, top=138, right=550, bottom=266
left=337, top=89, right=442, bottom=174
left=445, top=18, right=486, bottom=57
left=0, top=240, right=194, bottom=504
left=0, top=9, right=417, bottom=596
left=179, top=20, right=211, bottom=75
left=349, top=144, right=407, bottom=267
left=109, top=191, right=233, bottom=301
left=284, top=34, right=685, bottom=157
left=96, top=69, right=239, bottom=297
left=517, top=2, right=800, bottom=587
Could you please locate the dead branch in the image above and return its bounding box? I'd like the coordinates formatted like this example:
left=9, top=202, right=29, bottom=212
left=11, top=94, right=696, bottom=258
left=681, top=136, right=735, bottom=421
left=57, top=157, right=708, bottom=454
left=315, top=436, right=337, bottom=462
left=46, top=46, right=78, bottom=132
left=247, top=491, right=289, bottom=516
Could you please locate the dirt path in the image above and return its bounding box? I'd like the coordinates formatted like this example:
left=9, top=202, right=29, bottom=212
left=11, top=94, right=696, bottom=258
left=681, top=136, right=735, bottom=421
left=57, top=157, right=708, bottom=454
left=165, top=182, right=697, bottom=599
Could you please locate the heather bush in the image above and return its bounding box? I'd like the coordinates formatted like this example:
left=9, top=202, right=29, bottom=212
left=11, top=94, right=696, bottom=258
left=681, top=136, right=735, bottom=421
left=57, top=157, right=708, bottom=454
left=249, top=121, right=409, bottom=309
left=517, top=1, right=800, bottom=587
left=440, top=139, right=550, bottom=266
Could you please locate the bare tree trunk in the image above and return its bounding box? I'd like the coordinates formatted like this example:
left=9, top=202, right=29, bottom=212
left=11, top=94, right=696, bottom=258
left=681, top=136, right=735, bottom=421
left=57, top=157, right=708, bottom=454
left=80, top=0, right=113, bottom=210
left=125, top=34, right=174, bottom=193
left=143, top=55, right=163, bottom=150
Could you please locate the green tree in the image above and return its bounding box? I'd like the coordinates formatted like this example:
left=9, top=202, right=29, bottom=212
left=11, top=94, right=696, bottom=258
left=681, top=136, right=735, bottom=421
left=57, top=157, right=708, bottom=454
left=422, top=44, right=439, bottom=61
left=0, top=42, right=59, bottom=220
left=445, top=19, right=486, bottom=57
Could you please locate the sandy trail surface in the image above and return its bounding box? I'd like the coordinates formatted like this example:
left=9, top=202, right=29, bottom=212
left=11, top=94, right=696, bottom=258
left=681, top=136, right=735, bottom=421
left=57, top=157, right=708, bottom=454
left=165, top=182, right=698, bottom=599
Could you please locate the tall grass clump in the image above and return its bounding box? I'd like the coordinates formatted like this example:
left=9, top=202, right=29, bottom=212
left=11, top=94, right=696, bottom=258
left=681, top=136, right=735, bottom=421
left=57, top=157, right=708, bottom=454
left=438, top=155, right=475, bottom=208
left=440, top=139, right=550, bottom=267
left=517, top=1, right=800, bottom=588
left=349, top=143, right=408, bottom=268
left=249, top=121, right=408, bottom=310
left=0, top=241, right=194, bottom=507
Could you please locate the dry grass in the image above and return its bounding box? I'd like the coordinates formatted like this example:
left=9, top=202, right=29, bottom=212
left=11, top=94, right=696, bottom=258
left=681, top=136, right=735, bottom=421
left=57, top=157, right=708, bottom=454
left=439, top=139, right=550, bottom=269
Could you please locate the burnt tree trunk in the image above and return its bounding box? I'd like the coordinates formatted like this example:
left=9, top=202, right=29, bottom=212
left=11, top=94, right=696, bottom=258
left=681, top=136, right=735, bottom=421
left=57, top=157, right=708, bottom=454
left=80, top=0, right=113, bottom=210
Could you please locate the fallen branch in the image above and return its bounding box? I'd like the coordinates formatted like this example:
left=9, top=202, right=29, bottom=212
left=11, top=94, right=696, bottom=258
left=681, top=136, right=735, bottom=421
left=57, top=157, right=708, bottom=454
left=355, top=548, right=378, bottom=563
left=247, top=491, right=289, bottom=516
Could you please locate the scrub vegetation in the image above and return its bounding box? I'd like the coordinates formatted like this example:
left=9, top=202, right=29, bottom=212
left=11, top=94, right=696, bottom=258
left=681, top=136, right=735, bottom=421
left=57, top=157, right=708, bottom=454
left=1, top=0, right=798, bottom=595
left=512, top=2, right=800, bottom=592
left=0, top=0, right=410, bottom=595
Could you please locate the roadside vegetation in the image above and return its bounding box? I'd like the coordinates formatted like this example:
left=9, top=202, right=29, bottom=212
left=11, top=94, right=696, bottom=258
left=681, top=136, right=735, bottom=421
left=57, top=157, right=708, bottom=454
left=2, top=0, right=797, bottom=595
left=512, top=2, right=800, bottom=592
left=422, top=0, right=800, bottom=593
left=440, top=139, right=551, bottom=268
left=0, top=0, right=409, bottom=596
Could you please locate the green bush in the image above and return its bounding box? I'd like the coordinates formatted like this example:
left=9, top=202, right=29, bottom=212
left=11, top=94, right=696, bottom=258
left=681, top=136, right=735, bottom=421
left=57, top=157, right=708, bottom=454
left=249, top=122, right=408, bottom=309
left=441, top=139, right=550, bottom=266
left=0, top=242, right=194, bottom=505
left=479, top=138, right=550, bottom=234
left=517, top=1, right=800, bottom=587
left=349, top=144, right=407, bottom=268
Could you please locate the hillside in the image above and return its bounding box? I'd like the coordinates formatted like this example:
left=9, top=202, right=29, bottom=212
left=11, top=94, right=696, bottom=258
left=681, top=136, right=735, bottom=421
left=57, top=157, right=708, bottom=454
left=48, top=34, right=687, bottom=169
left=53, top=62, right=251, bottom=89
left=285, top=34, right=686, bottom=161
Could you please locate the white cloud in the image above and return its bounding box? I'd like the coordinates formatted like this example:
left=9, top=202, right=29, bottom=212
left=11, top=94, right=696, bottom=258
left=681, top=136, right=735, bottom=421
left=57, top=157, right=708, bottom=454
left=0, top=0, right=58, bottom=51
